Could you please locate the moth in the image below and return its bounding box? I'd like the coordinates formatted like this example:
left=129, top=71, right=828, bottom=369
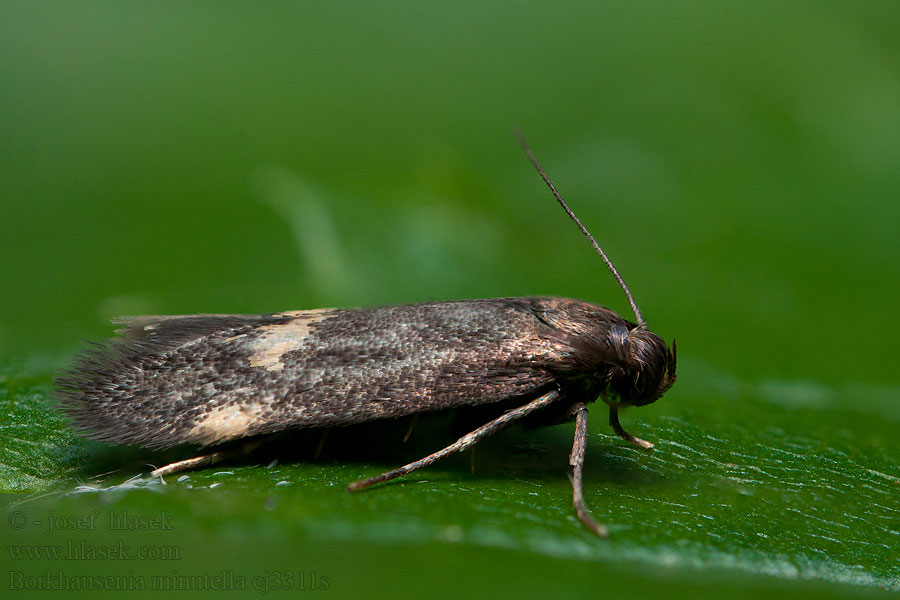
left=57, top=137, right=676, bottom=537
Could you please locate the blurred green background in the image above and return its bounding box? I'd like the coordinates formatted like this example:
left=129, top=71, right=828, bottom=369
left=1, top=1, right=898, bottom=598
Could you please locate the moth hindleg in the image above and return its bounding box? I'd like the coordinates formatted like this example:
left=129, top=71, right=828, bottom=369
left=150, top=452, right=228, bottom=479
left=149, top=440, right=264, bottom=478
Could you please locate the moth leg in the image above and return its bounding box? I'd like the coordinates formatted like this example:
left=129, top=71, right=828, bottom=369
left=149, top=440, right=263, bottom=478
left=402, top=414, right=419, bottom=443
left=347, top=390, right=561, bottom=492
left=150, top=452, right=227, bottom=478
left=570, top=403, right=608, bottom=537
left=609, top=406, right=654, bottom=451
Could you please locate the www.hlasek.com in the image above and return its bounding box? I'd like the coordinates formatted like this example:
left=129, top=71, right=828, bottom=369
left=8, top=540, right=180, bottom=561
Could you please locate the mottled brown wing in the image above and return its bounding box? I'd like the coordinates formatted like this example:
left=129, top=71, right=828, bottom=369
left=57, top=298, right=587, bottom=449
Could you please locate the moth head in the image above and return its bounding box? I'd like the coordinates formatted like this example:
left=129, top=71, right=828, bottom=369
left=517, top=134, right=677, bottom=409
left=603, top=325, right=676, bottom=408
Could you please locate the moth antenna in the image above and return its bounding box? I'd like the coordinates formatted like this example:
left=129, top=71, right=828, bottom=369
left=515, top=131, right=647, bottom=329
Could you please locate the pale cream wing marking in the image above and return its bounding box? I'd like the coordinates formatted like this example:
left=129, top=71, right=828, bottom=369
left=248, top=309, right=338, bottom=372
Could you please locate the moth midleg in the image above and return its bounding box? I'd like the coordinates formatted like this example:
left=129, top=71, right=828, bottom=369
left=346, top=390, right=561, bottom=492
left=609, top=406, right=655, bottom=451
left=570, top=403, right=608, bottom=537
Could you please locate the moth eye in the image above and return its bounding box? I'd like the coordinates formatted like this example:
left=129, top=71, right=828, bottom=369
left=609, top=367, right=631, bottom=395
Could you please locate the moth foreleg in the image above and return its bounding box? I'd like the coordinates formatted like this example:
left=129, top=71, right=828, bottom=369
left=570, top=403, right=608, bottom=537
left=346, top=390, right=561, bottom=492
left=609, top=406, right=654, bottom=451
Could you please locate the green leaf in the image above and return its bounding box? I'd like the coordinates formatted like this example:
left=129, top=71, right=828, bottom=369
left=2, top=358, right=898, bottom=597
left=0, top=366, right=84, bottom=492
left=3, top=2, right=900, bottom=598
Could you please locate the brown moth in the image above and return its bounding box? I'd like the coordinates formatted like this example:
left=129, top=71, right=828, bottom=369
left=57, top=136, right=676, bottom=536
